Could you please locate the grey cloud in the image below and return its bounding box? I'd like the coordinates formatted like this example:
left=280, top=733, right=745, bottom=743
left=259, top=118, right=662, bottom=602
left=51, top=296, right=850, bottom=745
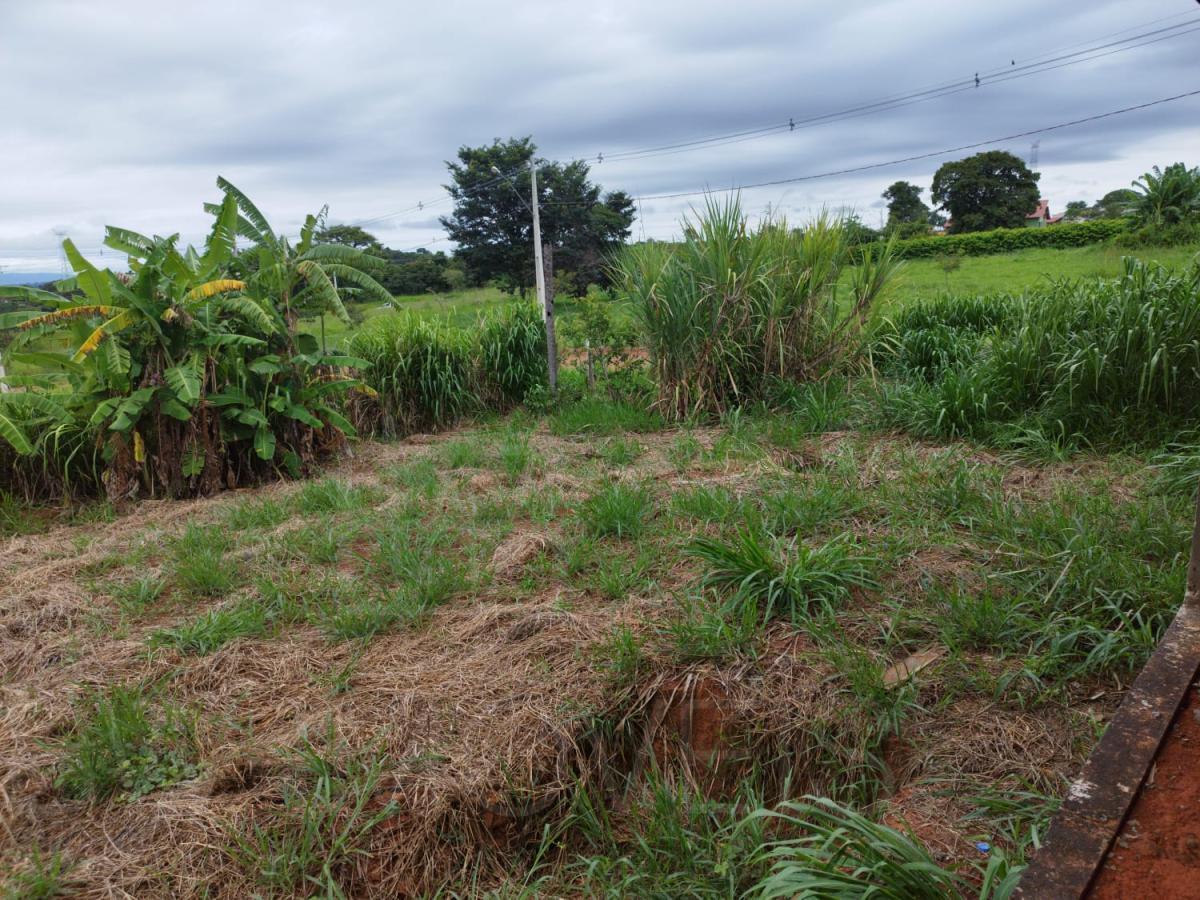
left=1, top=0, right=1198, bottom=269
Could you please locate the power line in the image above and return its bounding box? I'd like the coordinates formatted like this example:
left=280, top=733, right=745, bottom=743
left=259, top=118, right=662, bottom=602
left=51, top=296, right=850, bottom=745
left=626, top=89, right=1200, bottom=203
left=347, top=12, right=1198, bottom=229
left=597, top=19, right=1200, bottom=164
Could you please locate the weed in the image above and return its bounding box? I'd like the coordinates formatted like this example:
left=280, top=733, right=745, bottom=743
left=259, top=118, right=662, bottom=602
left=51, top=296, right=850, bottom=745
left=440, top=436, right=487, bottom=469
left=749, top=796, right=987, bottom=898
left=691, top=529, right=876, bottom=622
left=55, top=684, right=198, bottom=801
left=667, top=591, right=760, bottom=662
left=150, top=597, right=269, bottom=655
left=581, top=481, right=652, bottom=539
left=170, top=524, right=235, bottom=597
left=224, top=496, right=291, bottom=531
left=671, top=484, right=739, bottom=524
left=591, top=624, right=648, bottom=687
left=383, top=458, right=440, bottom=496
left=496, top=430, right=533, bottom=481
left=1, top=846, right=73, bottom=900
left=550, top=398, right=664, bottom=435
left=230, top=731, right=397, bottom=896
left=600, top=436, right=643, bottom=467
left=108, top=575, right=167, bottom=616
left=293, top=477, right=378, bottom=515
left=561, top=776, right=771, bottom=897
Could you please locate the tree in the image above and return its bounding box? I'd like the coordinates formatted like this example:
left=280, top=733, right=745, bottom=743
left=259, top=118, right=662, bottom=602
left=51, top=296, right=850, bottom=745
left=1095, top=188, right=1138, bottom=219
left=1128, top=163, right=1200, bottom=228
left=881, top=181, right=930, bottom=226
left=440, top=137, right=635, bottom=295
left=1064, top=200, right=1092, bottom=221
left=316, top=224, right=384, bottom=253
left=930, top=151, right=1041, bottom=233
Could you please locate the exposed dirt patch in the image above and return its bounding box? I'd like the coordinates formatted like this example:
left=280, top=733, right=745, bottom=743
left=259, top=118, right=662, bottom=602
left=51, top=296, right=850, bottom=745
left=1090, top=683, right=1200, bottom=899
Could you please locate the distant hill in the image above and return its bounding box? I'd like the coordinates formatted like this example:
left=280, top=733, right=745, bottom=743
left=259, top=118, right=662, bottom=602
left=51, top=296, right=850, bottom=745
left=0, top=272, right=61, bottom=287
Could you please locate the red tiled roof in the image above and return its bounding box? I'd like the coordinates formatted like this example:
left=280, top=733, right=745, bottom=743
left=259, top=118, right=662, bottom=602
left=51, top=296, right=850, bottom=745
left=1026, top=199, right=1051, bottom=219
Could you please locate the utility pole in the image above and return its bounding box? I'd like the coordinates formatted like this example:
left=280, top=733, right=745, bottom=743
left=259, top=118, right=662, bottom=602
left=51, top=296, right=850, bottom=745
left=529, top=163, right=558, bottom=394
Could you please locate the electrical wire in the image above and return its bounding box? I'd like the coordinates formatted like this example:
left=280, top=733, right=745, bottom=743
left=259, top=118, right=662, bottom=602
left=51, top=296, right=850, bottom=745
left=347, top=11, right=1200, bottom=227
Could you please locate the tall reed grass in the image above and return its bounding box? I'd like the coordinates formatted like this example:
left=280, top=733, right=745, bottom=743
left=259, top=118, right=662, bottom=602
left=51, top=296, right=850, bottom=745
left=349, top=301, right=545, bottom=435
left=614, top=197, right=902, bottom=420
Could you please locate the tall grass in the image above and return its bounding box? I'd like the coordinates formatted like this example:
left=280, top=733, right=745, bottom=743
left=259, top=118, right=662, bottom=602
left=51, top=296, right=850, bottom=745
left=349, top=302, right=545, bottom=435
left=615, top=197, right=901, bottom=419
left=873, top=258, right=1200, bottom=445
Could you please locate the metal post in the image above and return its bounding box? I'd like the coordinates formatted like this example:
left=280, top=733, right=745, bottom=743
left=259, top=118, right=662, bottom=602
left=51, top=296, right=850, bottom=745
left=530, top=164, right=557, bottom=394
left=1187, top=485, right=1200, bottom=607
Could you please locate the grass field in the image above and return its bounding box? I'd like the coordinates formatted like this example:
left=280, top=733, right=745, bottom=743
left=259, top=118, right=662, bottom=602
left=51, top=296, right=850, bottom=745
left=296, top=242, right=1200, bottom=351
left=881, top=242, right=1200, bottom=308
left=2, top=393, right=1193, bottom=895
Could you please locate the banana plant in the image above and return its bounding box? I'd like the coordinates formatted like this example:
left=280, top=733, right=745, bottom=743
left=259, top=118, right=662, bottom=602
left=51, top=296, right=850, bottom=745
left=1, top=182, right=379, bottom=499
left=209, top=177, right=394, bottom=333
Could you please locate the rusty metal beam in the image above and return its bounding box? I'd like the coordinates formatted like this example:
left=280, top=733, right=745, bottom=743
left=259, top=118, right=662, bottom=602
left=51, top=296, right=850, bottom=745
left=1014, top=490, right=1200, bottom=898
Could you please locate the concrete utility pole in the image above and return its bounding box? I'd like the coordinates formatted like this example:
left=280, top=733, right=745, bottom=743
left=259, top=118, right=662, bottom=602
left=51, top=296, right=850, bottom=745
left=529, top=163, right=558, bottom=393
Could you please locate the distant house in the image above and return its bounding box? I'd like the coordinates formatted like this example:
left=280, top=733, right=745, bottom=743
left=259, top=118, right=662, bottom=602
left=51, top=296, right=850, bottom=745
left=1025, top=199, right=1064, bottom=227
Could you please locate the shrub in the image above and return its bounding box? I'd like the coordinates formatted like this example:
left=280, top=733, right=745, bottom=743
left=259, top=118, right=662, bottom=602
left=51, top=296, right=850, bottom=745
left=615, top=197, right=901, bottom=420
left=882, top=218, right=1128, bottom=260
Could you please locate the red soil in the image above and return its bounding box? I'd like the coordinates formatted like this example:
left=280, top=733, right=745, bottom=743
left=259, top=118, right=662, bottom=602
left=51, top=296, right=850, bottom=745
left=1089, top=683, right=1200, bottom=899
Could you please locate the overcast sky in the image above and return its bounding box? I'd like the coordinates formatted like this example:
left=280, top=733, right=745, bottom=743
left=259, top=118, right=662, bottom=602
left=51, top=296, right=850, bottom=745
left=1, top=0, right=1198, bottom=272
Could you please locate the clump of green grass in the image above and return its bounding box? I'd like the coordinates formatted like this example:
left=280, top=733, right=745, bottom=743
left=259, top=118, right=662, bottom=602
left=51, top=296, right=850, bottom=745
left=382, top=458, right=440, bottom=496
left=690, top=529, right=876, bottom=622
left=1, top=846, right=73, bottom=900
left=749, top=797, right=1000, bottom=898
left=671, top=484, right=739, bottom=524
left=555, top=777, right=771, bottom=897
left=590, top=624, right=649, bottom=687
left=293, top=478, right=378, bottom=515
left=668, top=591, right=760, bottom=662
left=550, top=398, right=664, bottom=436
left=350, top=314, right=476, bottom=435
left=872, top=258, right=1200, bottom=448
left=224, top=495, right=291, bottom=531
left=600, top=436, right=644, bottom=467
left=108, top=575, right=167, bottom=616
left=170, top=524, right=235, bottom=597
left=496, top=430, right=533, bottom=481
left=668, top=433, right=703, bottom=472
left=581, top=481, right=652, bottom=539
left=615, top=197, right=901, bottom=420
left=439, top=436, right=487, bottom=469
left=150, top=597, right=270, bottom=655
left=55, top=684, right=199, bottom=801
left=230, top=732, right=397, bottom=896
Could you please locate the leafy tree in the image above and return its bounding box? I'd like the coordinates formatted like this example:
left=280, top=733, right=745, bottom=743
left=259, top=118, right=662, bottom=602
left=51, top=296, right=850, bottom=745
left=1095, top=188, right=1138, bottom=219
left=1128, top=163, right=1200, bottom=227
left=316, top=224, right=384, bottom=253
left=440, top=137, right=635, bottom=295
left=882, top=181, right=930, bottom=226
left=1064, top=200, right=1092, bottom=221
left=840, top=214, right=880, bottom=247
left=931, top=151, right=1041, bottom=233
left=378, top=250, right=451, bottom=295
